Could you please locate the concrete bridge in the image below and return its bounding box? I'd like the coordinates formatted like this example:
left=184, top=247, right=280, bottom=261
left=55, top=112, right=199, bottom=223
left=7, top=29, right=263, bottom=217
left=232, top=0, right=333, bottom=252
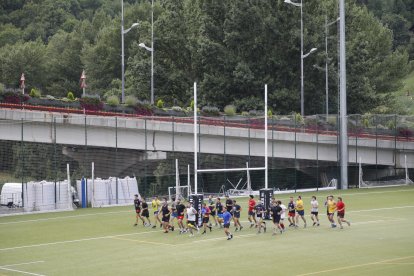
left=0, top=109, right=413, bottom=171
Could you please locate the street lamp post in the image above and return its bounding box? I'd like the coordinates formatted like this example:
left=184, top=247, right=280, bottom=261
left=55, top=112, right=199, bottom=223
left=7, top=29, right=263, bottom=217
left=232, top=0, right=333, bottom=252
left=138, top=0, right=155, bottom=105
left=121, top=0, right=139, bottom=103
left=285, top=0, right=316, bottom=116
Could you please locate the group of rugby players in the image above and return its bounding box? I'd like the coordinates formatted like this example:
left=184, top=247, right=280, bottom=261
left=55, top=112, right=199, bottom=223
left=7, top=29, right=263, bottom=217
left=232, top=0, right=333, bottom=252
left=133, top=193, right=351, bottom=241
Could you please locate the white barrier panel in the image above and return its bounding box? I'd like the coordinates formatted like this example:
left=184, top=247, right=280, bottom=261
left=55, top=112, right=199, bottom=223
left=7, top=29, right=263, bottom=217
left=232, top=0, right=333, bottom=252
left=77, top=177, right=138, bottom=207
left=0, top=183, right=22, bottom=206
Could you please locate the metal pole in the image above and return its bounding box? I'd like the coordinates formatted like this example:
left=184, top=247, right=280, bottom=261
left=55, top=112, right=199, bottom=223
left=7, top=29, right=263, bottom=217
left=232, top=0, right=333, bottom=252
left=193, top=82, right=198, bottom=194
left=150, top=0, right=154, bottom=105
left=265, top=84, right=268, bottom=189
left=121, top=0, right=125, bottom=103
left=325, top=15, right=329, bottom=120
left=300, top=0, right=304, bottom=116
left=339, top=0, right=348, bottom=189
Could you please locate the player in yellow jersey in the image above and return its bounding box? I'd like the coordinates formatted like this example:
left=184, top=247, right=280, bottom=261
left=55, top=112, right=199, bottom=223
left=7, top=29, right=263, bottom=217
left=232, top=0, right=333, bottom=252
left=326, top=195, right=337, bottom=228
left=151, top=196, right=162, bottom=229
left=295, top=195, right=307, bottom=228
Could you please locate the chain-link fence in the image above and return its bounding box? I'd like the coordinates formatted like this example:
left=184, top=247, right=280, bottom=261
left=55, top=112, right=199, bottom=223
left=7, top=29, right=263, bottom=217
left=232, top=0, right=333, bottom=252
left=0, top=109, right=413, bottom=214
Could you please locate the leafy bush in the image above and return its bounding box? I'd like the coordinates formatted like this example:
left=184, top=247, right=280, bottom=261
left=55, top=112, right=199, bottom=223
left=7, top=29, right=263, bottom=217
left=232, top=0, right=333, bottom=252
left=190, top=100, right=194, bottom=110
left=224, top=105, right=236, bottom=116
left=0, top=91, right=30, bottom=104
left=156, top=99, right=164, bottom=108
left=241, top=111, right=249, bottom=116
left=294, top=112, right=304, bottom=125
left=0, top=83, right=5, bottom=93
left=172, top=106, right=182, bottom=112
left=135, top=104, right=153, bottom=116
left=67, top=92, right=75, bottom=101
left=202, top=106, right=220, bottom=116
left=267, top=109, right=273, bottom=117
left=29, top=88, right=41, bottom=98
left=45, top=95, right=56, bottom=100
left=125, top=95, right=138, bottom=107
left=106, top=95, right=120, bottom=106
left=80, top=97, right=104, bottom=111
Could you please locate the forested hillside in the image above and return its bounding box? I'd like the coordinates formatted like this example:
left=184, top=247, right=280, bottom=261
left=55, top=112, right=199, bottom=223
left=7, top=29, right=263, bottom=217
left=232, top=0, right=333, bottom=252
left=0, top=0, right=412, bottom=115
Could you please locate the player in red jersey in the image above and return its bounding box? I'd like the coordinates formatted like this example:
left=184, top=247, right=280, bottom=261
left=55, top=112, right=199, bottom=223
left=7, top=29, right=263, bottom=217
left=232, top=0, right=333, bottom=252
left=336, top=197, right=351, bottom=229
left=248, top=195, right=257, bottom=228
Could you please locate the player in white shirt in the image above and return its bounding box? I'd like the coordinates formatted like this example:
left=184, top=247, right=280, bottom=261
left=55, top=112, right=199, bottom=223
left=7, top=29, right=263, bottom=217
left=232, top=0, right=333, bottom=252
left=278, top=200, right=287, bottom=231
left=310, top=196, right=320, bottom=226
left=186, top=203, right=198, bottom=237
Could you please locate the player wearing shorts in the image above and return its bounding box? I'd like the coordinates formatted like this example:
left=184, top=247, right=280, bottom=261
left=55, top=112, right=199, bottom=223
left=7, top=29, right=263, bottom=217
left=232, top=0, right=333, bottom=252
left=255, top=202, right=267, bottom=234
left=336, top=197, right=351, bottom=229
left=248, top=195, right=257, bottom=228
left=216, top=197, right=224, bottom=227
left=288, top=197, right=296, bottom=227
left=233, top=200, right=243, bottom=231
left=310, top=196, right=320, bottom=226
left=159, top=199, right=173, bottom=233
left=169, top=198, right=178, bottom=229
left=151, top=196, right=162, bottom=229
left=278, top=200, right=286, bottom=231
left=201, top=203, right=212, bottom=234
left=141, top=198, right=151, bottom=227
left=270, top=201, right=283, bottom=236
left=295, top=196, right=307, bottom=228
left=176, top=199, right=186, bottom=234
left=186, top=203, right=198, bottom=237
left=208, top=196, right=218, bottom=227
left=222, top=207, right=233, bottom=240
left=326, top=195, right=337, bottom=228
left=133, top=194, right=145, bottom=227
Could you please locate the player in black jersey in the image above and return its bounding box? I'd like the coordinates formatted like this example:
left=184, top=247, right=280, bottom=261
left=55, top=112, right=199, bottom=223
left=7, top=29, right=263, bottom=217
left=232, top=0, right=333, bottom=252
left=225, top=195, right=234, bottom=213
left=175, top=199, right=186, bottom=234
left=270, top=201, right=283, bottom=236
left=141, top=197, right=151, bottom=227
left=133, top=194, right=145, bottom=227
left=233, top=200, right=243, bottom=231
left=255, top=202, right=267, bottom=234
left=208, top=195, right=218, bottom=227
left=159, top=198, right=173, bottom=233
left=216, top=197, right=224, bottom=228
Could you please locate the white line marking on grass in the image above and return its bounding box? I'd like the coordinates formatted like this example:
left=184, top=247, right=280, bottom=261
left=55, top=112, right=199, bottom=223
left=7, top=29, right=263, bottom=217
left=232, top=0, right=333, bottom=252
left=349, top=205, right=414, bottom=213
left=0, top=230, right=157, bottom=251
left=111, top=237, right=176, bottom=247
left=0, top=211, right=131, bottom=225
left=296, top=256, right=414, bottom=276
left=1, top=261, right=44, bottom=268
left=191, top=233, right=256, bottom=243
left=0, top=267, right=45, bottom=276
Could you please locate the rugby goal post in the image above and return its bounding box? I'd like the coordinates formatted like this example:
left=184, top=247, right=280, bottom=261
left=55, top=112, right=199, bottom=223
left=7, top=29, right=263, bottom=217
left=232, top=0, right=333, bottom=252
left=358, top=156, right=413, bottom=188
left=192, top=83, right=269, bottom=195
left=168, top=159, right=191, bottom=201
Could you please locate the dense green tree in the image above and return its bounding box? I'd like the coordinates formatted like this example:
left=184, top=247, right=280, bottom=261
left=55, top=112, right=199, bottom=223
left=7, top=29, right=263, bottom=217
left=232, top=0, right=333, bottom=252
left=0, top=40, right=47, bottom=90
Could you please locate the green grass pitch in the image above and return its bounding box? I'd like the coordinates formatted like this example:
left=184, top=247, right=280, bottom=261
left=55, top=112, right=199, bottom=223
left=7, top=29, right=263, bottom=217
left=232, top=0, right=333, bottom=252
left=1, top=186, right=414, bottom=276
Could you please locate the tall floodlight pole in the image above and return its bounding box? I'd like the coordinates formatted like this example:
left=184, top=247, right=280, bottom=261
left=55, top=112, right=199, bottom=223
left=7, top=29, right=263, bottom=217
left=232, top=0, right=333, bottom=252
left=121, top=0, right=125, bottom=103
left=339, top=0, right=348, bottom=189
left=285, top=0, right=316, bottom=116
left=121, top=0, right=139, bottom=103
left=151, top=0, right=154, bottom=105
left=264, top=85, right=268, bottom=189
left=193, top=82, right=198, bottom=194
left=325, top=16, right=340, bottom=120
